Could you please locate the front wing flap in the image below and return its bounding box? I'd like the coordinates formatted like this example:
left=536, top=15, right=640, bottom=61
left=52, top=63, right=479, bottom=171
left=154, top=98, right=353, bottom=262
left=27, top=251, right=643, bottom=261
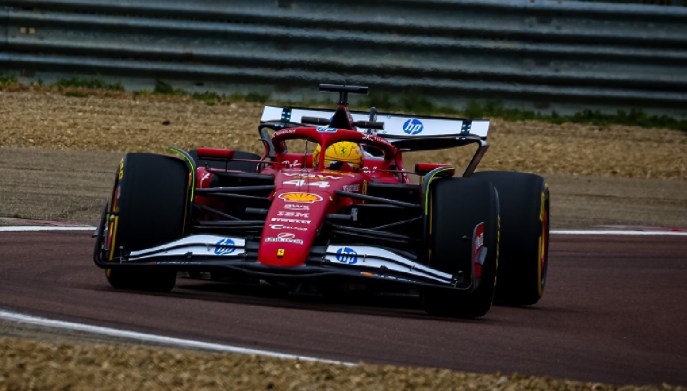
left=94, top=234, right=467, bottom=291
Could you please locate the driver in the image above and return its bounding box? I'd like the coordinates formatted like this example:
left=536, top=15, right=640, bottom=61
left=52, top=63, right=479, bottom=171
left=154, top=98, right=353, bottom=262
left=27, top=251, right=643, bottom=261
left=312, top=141, right=363, bottom=171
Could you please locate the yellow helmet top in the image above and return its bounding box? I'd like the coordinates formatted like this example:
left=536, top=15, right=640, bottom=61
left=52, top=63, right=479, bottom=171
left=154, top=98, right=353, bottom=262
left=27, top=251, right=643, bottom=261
left=312, top=141, right=363, bottom=169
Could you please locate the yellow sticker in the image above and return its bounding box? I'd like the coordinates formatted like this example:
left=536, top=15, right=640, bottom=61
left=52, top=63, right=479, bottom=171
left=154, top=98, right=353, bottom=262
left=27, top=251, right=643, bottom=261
left=118, top=158, right=124, bottom=180
left=278, top=192, right=323, bottom=203
left=277, top=248, right=285, bottom=257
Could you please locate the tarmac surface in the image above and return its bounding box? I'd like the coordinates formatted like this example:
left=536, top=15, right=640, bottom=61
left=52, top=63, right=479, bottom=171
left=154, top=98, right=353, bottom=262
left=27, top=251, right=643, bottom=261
left=1, top=230, right=685, bottom=386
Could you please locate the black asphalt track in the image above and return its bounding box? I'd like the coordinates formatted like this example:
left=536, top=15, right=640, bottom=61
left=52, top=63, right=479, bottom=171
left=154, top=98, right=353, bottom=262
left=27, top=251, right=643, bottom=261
left=0, top=232, right=684, bottom=386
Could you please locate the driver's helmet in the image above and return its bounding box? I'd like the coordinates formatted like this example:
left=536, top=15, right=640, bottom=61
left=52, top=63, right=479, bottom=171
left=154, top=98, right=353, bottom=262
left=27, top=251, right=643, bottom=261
left=312, top=141, right=363, bottom=170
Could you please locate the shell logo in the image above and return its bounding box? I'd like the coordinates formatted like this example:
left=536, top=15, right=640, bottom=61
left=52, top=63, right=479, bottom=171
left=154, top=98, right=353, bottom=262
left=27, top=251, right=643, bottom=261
left=278, top=192, right=323, bottom=203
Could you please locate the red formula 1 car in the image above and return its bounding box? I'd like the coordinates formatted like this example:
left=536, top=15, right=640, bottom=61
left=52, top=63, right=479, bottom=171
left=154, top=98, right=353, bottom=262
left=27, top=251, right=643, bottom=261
left=93, top=84, right=550, bottom=318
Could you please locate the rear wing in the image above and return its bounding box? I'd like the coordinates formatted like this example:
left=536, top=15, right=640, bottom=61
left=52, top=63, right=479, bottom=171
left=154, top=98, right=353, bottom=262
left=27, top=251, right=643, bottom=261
left=260, top=106, right=489, bottom=151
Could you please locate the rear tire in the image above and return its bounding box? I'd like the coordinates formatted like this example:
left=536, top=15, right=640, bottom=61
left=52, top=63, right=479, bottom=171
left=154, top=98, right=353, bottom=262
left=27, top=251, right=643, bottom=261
left=104, top=153, right=190, bottom=292
left=422, top=178, right=500, bottom=318
left=472, top=171, right=549, bottom=306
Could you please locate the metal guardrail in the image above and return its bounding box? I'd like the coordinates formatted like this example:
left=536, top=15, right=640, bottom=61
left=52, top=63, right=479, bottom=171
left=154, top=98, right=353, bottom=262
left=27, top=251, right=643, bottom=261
left=1, top=0, right=686, bottom=115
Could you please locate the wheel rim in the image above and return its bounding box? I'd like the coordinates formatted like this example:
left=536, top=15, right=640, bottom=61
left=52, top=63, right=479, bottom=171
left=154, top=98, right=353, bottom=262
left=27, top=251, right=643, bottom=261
left=106, top=183, right=120, bottom=261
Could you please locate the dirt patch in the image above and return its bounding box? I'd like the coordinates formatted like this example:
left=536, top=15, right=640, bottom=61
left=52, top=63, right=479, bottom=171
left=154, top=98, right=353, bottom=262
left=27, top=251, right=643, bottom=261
left=1, top=89, right=685, bottom=179
left=1, top=89, right=685, bottom=228
left=6, top=333, right=675, bottom=391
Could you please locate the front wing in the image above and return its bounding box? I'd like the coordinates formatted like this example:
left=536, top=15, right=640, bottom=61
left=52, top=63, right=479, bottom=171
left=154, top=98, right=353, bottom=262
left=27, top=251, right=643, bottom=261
left=93, top=234, right=472, bottom=291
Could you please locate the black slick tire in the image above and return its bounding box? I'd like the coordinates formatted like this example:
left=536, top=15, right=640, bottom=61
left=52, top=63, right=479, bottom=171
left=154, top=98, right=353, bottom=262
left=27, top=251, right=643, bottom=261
left=422, top=177, right=500, bottom=318
left=104, top=153, right=190, bottom=292
left=472, top=171, right=550, bottom=306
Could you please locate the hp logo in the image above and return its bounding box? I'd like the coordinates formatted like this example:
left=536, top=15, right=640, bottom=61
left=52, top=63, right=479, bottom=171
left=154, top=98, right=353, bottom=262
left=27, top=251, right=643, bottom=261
left=335, top=247, right=358, bottom=264
left=402, top=119, right=423, bottom=135
left=214, top=238, right=236, bottom=255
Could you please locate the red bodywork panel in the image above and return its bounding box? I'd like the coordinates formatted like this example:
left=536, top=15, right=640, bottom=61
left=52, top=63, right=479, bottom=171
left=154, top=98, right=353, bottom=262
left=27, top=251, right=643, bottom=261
left=259, top=169, right=363, bottom=266
left=196, top=148, right=234, bottom=159
left=194, top=126, right=410, bottom=267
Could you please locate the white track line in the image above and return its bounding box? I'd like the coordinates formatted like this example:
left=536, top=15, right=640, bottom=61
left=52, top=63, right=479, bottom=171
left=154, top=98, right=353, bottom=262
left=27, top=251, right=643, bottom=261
left=0, top=309, right=353, bottom=366
left=0, top=226, right=96, bottom=232
left=551, top=230, right=687, bottom=236
left=4, top=226, right=686, bottom=235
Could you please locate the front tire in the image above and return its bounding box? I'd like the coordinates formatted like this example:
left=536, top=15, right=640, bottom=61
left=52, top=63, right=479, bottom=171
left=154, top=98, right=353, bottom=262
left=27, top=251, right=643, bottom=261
left=473, top=171, right=550, bottom=306
left=103, top=153, right=190, bottom=292
left=422, top=178, right=500, bottom=318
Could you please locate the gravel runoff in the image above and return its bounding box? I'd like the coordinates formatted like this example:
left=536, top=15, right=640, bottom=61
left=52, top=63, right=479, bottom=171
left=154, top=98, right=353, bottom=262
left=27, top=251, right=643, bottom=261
left=1, top=86, right=686, bottom=390
left=0, top=333, right=682, bottom=391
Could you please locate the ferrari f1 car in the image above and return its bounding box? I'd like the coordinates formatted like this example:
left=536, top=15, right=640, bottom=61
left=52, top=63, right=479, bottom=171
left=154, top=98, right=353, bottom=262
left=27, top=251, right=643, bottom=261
left=93, top=84, right=550, bottom=318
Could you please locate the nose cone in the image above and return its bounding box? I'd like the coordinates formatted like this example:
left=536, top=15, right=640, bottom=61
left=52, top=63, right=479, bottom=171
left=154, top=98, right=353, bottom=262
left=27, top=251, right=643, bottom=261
left=258, top=191, right=326, bottom=267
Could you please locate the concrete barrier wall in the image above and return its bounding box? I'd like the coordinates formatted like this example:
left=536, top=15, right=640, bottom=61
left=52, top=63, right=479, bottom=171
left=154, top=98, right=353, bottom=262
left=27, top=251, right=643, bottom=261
left=2, top=0, right=686, bottom=114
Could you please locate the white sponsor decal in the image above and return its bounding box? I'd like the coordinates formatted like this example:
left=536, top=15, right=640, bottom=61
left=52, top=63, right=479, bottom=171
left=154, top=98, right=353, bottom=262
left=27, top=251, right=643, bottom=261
left=265, top=237, right=304, bottom=245
left=362, top=133, right=393, bottom=147
left=284, top=203, right=310, bottom=211
left=283, top=179, right=330, bottom=188
left=275, top=128, right=296, bottom=135
left=269, top=224, right=308, bottom=232
left=277, top=232, right=295, bottom=239
left=283, top=173, right=343, bottom=180
left=271, top=218, right=311, bottom=225
left=342, top=184, right=360, bottom=192
left=277, top=211, right=310, bottom=218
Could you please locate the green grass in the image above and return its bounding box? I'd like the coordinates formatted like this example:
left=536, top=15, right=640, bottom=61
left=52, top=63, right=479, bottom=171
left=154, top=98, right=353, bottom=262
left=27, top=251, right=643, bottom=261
left=153, top=81, right=270, bottom=105
left=152, top=81, right=268, bottom=104
left=0, top=74, right=17, bottom=88
left=191, top=91, right=221, bottom=105
left=153, top=79, right=183, bottom=95
left=229, top=91, right=269, bottom=103
left=54, top=76, right=124, bottom=91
